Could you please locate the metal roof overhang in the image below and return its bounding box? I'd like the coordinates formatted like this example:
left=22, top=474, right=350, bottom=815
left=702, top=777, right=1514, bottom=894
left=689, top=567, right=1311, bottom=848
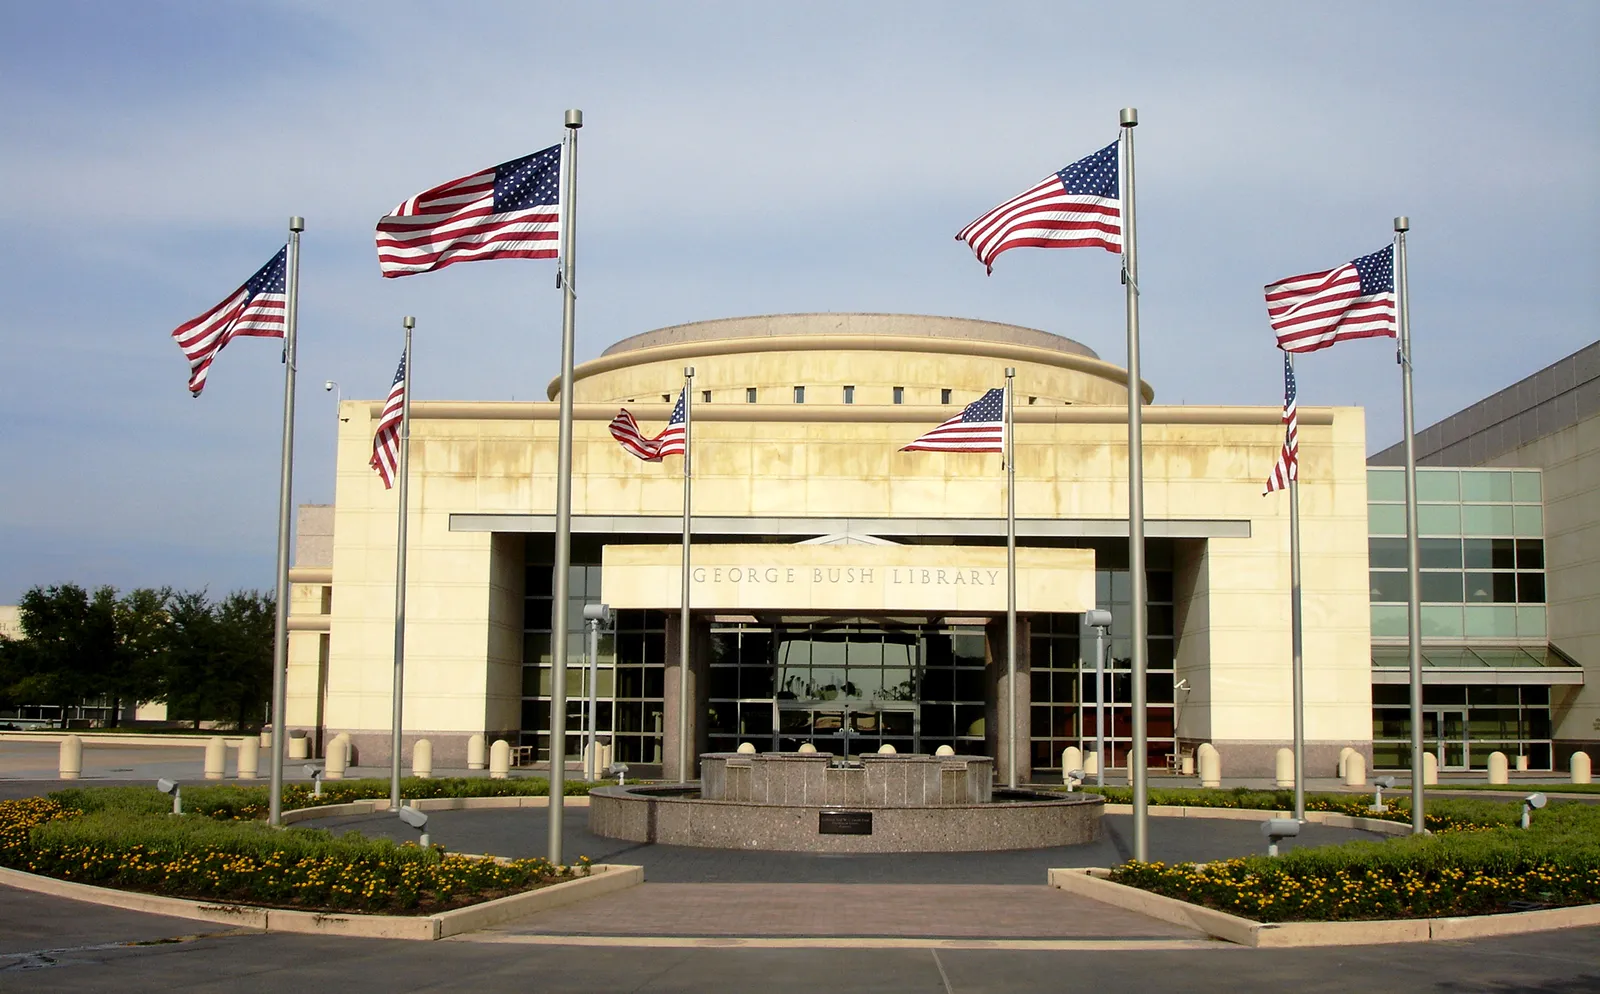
left=1371, top=645, right=1584, bottom=686
left=449, top=514, right=1251, bottom=540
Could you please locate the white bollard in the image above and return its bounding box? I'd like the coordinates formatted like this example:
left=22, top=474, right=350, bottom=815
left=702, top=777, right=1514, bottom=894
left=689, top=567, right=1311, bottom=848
left=934, top=744, right=955, bottom=757
left=1516, top=754, right=1529, bottom=772
left=1572, top=752, right=1592, bottom=785
left=1337, top=746, right=1356, bottom=778
left=237, top=736, right=259, bottom=779
left=1180, top=754, right=1195, bottom=776
left=325, top=733, right=348, bottom=780
left=1061, top=746, right=1083, bottom=780
left=735, top=742, right=757, bottom=754
left=412, top=739, right=433, bottom=779
left=1487, top=751, right=1509, bottom=785
left=1342, top=750, right=1366, bottom=787
left=488, top=738, right=511, bottom=779
left=1197, top=743, right=1220, bottom=788
left=58, top=734, right=82, bottom=780
left=288, top=730, right=309, bottom=760
left=204, top=736, right=227, bottom=780
left=467, top=733, right=487, bottom=771
left=877, top=743, right=897, bottom=755
left=259, top=729, right=272, bottom=750
left=1423, top=751, right=1438, bottom=785
left=798, top=743, right=818, bottom=754
left=1274, top=747, right=1295, bottom=788
left=1083, top=750, right=1099, bottom=777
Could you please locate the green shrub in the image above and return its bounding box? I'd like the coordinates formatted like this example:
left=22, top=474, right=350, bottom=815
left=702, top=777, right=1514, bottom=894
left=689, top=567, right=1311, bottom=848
left=1076, top=785, right=1521, bottom=832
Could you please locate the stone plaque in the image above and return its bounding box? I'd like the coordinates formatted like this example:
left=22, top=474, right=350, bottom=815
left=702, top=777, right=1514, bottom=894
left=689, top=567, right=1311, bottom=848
left=818, top=810, right=873, bottom=835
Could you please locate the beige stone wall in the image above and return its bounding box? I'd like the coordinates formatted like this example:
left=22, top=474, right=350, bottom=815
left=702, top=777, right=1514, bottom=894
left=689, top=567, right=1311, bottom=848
left=0, top=605, right=19, bottom=640
left=1486, top=410, right=1600, bottom=755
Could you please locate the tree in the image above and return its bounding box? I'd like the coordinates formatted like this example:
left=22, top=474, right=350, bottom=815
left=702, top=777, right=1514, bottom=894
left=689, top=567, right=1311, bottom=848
left=162, top=590, right=274, bottom=730
left=109, top=587, right=173, bottom=726
left=2, top=585, right=117, bottom=727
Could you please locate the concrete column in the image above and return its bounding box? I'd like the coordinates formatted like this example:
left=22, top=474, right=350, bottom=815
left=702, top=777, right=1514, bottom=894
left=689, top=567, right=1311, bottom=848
left=662, top=614, right=708, bottom=781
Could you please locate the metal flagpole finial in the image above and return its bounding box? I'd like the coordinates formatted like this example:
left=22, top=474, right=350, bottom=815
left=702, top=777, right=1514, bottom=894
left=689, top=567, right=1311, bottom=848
left=289, top=216, right=305, bottom=232
left=1005, top=367, right=1016, bottom=377
left=1119, top=108, right=1138, bottom=127
left=684, top=365, right=695, bottom=378
left=403, top=316, right=415, bottom=329
left=1394, top=216, right=1410, bottom=233
left=565, top=109, right=583, bottom=129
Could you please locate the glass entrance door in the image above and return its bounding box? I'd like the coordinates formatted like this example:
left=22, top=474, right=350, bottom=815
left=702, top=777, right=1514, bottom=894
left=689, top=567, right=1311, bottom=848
left=1424, top=708, right=1470, bottom=771
left=777, top=701, right=918, bottom=757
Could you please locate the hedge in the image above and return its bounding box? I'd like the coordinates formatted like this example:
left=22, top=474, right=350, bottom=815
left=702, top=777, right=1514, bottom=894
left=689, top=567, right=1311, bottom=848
left=1074, top=785, right=1521, bottom=832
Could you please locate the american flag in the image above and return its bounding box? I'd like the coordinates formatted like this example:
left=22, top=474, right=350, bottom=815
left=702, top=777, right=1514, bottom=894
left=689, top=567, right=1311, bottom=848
left=609, top=388, right=686, bottom=461
left=1264, top=353, right=1298, bottom=495
left=901, top=388, right=1006, bottom=452
left=370, top=353, right=407, bottom=489
left=169, top=246, right=286, bottom=396
left=1265, top=245, right=1396, bottom=353
left=956, top=141, right=1121, bottom=273
left=376, top=144, right=561, bottom=277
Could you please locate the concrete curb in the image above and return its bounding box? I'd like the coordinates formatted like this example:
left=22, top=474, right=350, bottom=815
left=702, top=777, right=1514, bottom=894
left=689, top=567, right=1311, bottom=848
left=1047, top=867, right=1600, bottom=947
left=1098, top=803, right=1412, bottom=836
left=279, top=794, right=591, bottom=825
left=0, top=731, right=248, bottom=748
left=0, top=863, right=643, bottom=941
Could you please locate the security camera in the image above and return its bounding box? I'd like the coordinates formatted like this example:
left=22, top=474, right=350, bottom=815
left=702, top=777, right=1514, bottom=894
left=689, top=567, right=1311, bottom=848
left=1522, top=792, right=1547, bottom=829
left=1261, top=817, right=1300, bottom=856
left=323, top=380, right=335, bottom=391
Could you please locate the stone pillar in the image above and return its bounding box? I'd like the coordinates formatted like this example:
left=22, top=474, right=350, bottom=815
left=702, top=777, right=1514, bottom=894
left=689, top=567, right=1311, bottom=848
left=663, top=614, right=708, bottom=781
left=985, top=616, right=1032, bottom=786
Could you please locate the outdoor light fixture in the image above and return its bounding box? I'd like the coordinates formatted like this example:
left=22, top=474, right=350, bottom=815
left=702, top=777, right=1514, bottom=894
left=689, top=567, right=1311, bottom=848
left=1522, top=792, right=1547, bottom=830
left=1261, top=817, right=1300, bottom=857
left=397, top=804, right=430, bottom=848
left=1084, top=609, right=1114, bottom=788
left=608, top=762, right=629, bottom=786
left=1371, top=775, right=1397, bottom=813
left=155, top=778, right=181, bottom=815
left=304, top=764, right=325, bottom=798
left=1063, top=769, right=1085, bottom=793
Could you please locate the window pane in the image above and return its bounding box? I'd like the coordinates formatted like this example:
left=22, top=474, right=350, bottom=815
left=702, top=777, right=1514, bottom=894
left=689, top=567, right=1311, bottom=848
left=1418, top=505, right=1461, bottom=537
left=1420, top=572, right=1464, bottom=603
left=1369, top=538, right=1408, bottom=569
left=1517, top=573, right=1545, bottom=603
left=1512, top=472, right=1542, bottom=502
left=1419, top=538, right=1462, bottom=569
left=1514, top=505, right=1543, bottom=537
left=1371, top=605, right=1408, bottom=637
left=1370, top=571, right=1408, bottom=603
left=1463, top=539, right=1493, bottom=569
left=1464, top=573, right=1496, bottom=602
left=1460, top=471, right=1512, bottom=502
left=1516, top=606, right=1546, bottom=638
left=1493, top=572, right=1518, bottom=603
left=1416, top=470, right=1460, bottom=502
left=1515, top=539, right=1544, bottom=570
left=1464, top=605, right=1517, bottom=637
left=1367, top=469, right=1405, bottom=502
left=1462, top=504, right=1514, bottom=536
left=1420, top=605, right=1463, bottom=637
left=1368, top=504, right=1407, bottom=536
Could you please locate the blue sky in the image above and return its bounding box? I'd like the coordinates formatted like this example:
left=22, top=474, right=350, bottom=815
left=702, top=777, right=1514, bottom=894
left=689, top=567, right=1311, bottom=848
left=1, top=1, right=1596, bottom=601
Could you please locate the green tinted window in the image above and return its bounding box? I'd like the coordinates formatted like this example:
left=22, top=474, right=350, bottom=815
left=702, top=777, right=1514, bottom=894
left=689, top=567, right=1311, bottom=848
left=1416, top=470, right=1460, bottom=502
left=1419, top=605, right=1463, bottom=637
left=1418, top=505, right=1461, bottom=536
left=1370, top=605, right=1408, bottom=637
left=1516, top=606, right=1546, bottom=638
left=1367, top=469, right=1405, bottom=502
left=1368, top=504, right=1406, bottom=536
left=1514, top=505, right=1543, bottom=537
left=1464, top=605, right=1517, bottom=637
left=1369, top=537, right=1408, bottom=568
left=1512, top=472, right=1542, bottom=502
left=1462, top=504, right=1514, bottom=536
left=1459, top=471, right=1513, bottom=502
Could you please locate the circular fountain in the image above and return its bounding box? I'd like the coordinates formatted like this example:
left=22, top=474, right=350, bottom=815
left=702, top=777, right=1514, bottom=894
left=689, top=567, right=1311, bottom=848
left=588, top=751, right=1102, bottom=852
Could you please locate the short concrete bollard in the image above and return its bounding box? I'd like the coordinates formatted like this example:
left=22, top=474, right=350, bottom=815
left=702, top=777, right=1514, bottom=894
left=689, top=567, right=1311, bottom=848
left=877, top=743, right=897, bottom=755
left=1083, top=750, right=1099, bottom=777
left=325, top=733, right=349, bottom=780
left=1274, top=747, right=1295, bottom=788
left=288, top=730, right=309, bottom=760
left=735, top=742, right=757, bottom=754
left=204, top=736, right=227, bottom=780
left=488, top=738, right=511, bottom=779
left=1180, top=754, right=1194, bottom=776
left=467, top=733, right=487, bottom=771
left=58, top=734, right=82, bottom=780
left=934, top=744, right=954, bottom=757
left=1487, top=751, right=1509, bottom=785
left=1197, top=742, right=1220, bottom=788
left=1342, top=750, right=1366, bottom=787
left=1572, top=751, right=1592, bottom=784
left=1516, top=754, right=1530, bottom=772
left=798, top=743, right=818, bottom=754
left=1061, top=747, right=1083, bottom=780
left=412, top=739, right=433, bottom=778
left=1423, top=751, right=1438, bottom=785
left=1337, top=746, right=1356, bottom=778
left=259, top=728, right=272, bottom=750
left=237, top=736, right=259, bottom=779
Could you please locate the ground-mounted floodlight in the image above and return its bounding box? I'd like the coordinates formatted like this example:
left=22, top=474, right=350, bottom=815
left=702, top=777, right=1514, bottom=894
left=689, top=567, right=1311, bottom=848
left=1522, top=792, right=1547, bottom=830
left=607, top=762, right=629, bottom=786
left=397, top=804, right=430, bottom=848
left=304, top=764, right=325, bottom=798
left=155, top=778, right=181, bottom=815
left=1261, top=817, right=1300, bottom=857
left=1371, top=775, right=1397, bottom=813
left=1063, top=769, right=1086, bottom=793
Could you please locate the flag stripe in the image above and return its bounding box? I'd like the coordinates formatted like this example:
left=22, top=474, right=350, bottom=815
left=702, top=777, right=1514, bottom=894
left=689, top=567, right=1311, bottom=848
left=609, top=390, right=687, bottom=461
left=901, top=388, right=1006, bottom=452
left=956, top=141, right=1123, bottom=273
left=370, top=353, right=407, bottom=489
left=169, top=247, right=287, bottom=396
left=1264, top=354, right=1298, bottom=494
left=1265, top=246, right=1397, bottom=354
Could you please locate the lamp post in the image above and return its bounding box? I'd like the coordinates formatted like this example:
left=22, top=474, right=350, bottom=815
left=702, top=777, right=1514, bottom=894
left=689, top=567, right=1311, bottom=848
left=582, top=603, right=611, bottom=780
left=1085, top=610, right=1113, bottom=787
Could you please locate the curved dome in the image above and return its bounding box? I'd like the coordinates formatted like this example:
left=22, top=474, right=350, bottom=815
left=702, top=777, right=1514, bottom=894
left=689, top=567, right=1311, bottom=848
left=601, top=313, right=1100, bottom=361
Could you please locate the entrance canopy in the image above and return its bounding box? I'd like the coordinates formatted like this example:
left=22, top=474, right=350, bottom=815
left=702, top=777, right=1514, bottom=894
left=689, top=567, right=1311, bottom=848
left=601, top=543, right=1095, bottom=614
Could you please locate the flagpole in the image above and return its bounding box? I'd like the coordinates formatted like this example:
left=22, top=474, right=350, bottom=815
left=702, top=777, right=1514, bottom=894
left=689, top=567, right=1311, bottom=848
left=1004, top=368, right=1019, bottom=788
left=548, top=109, right=582, bottom=865
left=1287, top=355, right=1306, bottom=822
left=677, top=368, right=695, bottom=783
left=267, top=216, right=303, bottom=828
left=1395, top=215, right=1424, bottom=835
left=389, top=316, right=414, bottom=812
left=1119, top=108, right=1149, bottom=862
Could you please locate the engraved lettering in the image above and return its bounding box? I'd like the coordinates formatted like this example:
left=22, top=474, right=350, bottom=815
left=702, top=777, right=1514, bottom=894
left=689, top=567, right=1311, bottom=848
left=970, top=570, right=981, bottom=585
left=937, top=569, right=949, bottom=585
left=953, top=570, right=965, bottom=585
left=693, top=567, right=707, bottom=582
left=920, top=569, right=931, bottom=584
left=813, top=568, right=824, bottom=583
left=860, top=569, right=874, bottom=584
left=746, top=566, right=760, bottom=583
left=714, top=568, right=724, bottom=583
left=787, top=568, right=797, bottom=583
left=986, top=570, right=1000, bottom=585
left=766, top=568, right=779, bottom=582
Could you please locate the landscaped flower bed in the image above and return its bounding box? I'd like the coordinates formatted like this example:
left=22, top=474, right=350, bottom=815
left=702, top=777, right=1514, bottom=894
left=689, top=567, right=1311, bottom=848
left=0, top=793, right=588, bottom=915
left=1109, top=802, right=1600, bottom=922
left=1074, top=785, right=1520, bottom=833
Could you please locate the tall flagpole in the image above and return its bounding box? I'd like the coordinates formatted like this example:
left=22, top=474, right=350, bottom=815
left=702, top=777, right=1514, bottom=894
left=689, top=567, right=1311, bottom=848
left=1395, top=215, right=1425, bottom=835
left=1119, top=108, right=1149, bottom=862
left=548, top=109, right=582, bottom=865
left=677, top=367, right=695, bottom=783
left=389, top=316, right=414, bottom=812
left=1004, top=367, right=1019, bottom=788
left=1287, top=355, right=1306, bottom=822
left=267, top=216, right=303, bottom=828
